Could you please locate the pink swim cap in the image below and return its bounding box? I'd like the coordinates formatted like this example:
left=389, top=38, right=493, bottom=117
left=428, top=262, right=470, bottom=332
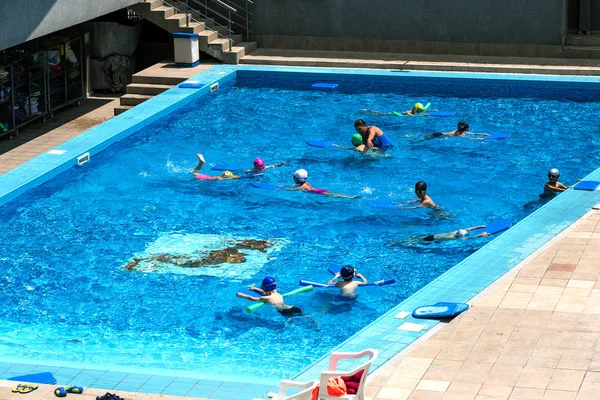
left=253, top=158, right=265, bottom=169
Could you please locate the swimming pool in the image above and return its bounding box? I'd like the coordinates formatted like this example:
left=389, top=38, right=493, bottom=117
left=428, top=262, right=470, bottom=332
left=1, top=66, right=600, bottom=386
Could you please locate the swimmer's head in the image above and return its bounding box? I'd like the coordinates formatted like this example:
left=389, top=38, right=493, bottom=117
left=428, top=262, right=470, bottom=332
left=415, top=181, right=427, bottom=195
left=294, top=169, right=308, bottom=183
left=548, top=168, right=560, bottom=178
left=351, top=133, right=363, bottom=147
left=413, top=102, right=425, bottom=113
left=340, top=265, right=355, bottom=281
left=457, top=120, right=470, bottom=132
left=354, top=119, right=368, bottom=134
left=261, top=276, right=277, bottom=292
left=253, top=158, right=265, bottom=170
left=222, top=170, right=234, bottom=178
left=456, top=229, right=469, bottom=238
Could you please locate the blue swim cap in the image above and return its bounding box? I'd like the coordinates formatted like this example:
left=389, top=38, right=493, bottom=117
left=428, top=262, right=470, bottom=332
left=340, top=265, right=355, bottom=280
left=261, top=276, right=277, bottom=292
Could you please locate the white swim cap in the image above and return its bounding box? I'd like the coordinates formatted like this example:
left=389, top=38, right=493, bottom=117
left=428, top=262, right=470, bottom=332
left=548, top=168, right=560, bottom=177
left=457, top=229, right=469, bottom=237
left=294, top=169, right=308, bottom=182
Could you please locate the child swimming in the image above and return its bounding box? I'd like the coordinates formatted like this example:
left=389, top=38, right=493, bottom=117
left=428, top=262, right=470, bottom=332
left=236, top=277, right=303, bottom=317
left=326, top=265, right=367, bottom=297
left=541, top=168, right=571, bottom=198
left=191, top=153, right=239, bottom=180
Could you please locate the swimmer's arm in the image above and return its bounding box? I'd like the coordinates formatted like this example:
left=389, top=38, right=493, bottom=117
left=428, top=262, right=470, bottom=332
left=332, top=144, right=357, bottom=151
left=248, top=285, right=266, bottom=296
left=355, top=273, right=368, bottom=284
left=265, top=162, right=286, bottom=170
left=235, top=292, right=264, bottom=302
left=366, top=128, right=377, bottom=148
left=327, top=273, right=340, bottom=285
left=466, top=225, right=486, bottom=231
left=460, top=136, right=485, bottom=141
left=474, top=232, right=490, bottom=238
left=545, top=182, right=566, bottom=192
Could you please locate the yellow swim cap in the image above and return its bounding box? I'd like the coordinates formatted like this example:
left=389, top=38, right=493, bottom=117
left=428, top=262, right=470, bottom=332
left=222, top=170, right=234, bottom=178
left=414, top=103, right=425, bottom=113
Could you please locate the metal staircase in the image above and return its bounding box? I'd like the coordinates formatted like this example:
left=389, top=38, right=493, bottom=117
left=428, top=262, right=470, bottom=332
left=130, top=0, right=256, bottom=64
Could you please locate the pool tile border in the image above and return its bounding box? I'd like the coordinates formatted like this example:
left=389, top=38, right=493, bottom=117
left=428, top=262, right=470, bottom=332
left=1, top=65, right=600, bottom=398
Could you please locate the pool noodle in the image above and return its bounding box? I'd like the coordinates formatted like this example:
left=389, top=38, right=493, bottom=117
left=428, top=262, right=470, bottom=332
left=245, top=285, right=314, bottom=313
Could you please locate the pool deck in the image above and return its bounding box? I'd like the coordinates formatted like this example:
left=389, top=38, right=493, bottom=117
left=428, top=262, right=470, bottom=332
left=367, top=206, right=600, bottom=400
left=1, top=54, right=600, bottom=400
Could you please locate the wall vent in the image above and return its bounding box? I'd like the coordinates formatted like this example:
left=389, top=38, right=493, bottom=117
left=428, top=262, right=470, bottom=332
left=210, top=82, right=219, bottom=92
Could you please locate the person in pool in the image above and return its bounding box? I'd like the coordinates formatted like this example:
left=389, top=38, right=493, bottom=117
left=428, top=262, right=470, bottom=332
left=246, top=158, right=286, bottom=174
left=402, top=102, right=433, bottom=116
left=423, top=121, right=489, bottom=141
left=332, top=134, right=378, bottom=153
left=354, top=119, right=392, bottom=150
left=326, top=265, right=368, bottom=297
left=422, top=226, right=490, bottom=242
left=541, top=168, right=572, bottom=198
left=236, top=277, right=303, bottom=317
left=292, top=169, right=359, bottom=199
left=191, top=153, right=239, bottom=180
left=402, top=181, right=436, bottom=209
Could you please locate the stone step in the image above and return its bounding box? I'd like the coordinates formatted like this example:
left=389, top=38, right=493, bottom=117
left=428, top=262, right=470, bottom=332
left=152, top=6, right=176, bottom=19
left=563, top=45, right=600, bottom=52
left=565, top=34, right=600, bottom=47
left=199, top=30, right=219, bottom=52
left=114, top=105, right=133, bottom=116
left=164, top=13, right=188, bottom=30
left=222, top=41, right=257, bottom=64
left=177, top=21, right=206, bottom=34
left=126, top=83, right=173, bottom=95
left=132, top=74, right=188, bottom=85
left=120, top=94, right=153, bottom=106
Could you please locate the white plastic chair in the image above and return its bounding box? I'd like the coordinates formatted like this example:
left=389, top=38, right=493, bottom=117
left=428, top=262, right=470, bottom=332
left=318, top=349, right=378, bottom=400
left=269, top=379, right=319, bottom=400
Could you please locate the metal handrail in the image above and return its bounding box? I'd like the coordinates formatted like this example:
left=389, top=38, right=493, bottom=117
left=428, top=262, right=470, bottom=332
left=164, top=0, right=253, bottom=46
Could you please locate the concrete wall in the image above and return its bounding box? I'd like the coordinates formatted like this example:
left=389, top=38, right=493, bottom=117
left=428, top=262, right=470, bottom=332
left=251, top=0, right=566, bottom=46
left=0, top=0, right=141, bottom=51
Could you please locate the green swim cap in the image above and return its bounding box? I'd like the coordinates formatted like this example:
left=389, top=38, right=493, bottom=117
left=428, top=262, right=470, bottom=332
left=414, top=102, right=425, bottom=113
left=351, top=134, right=363, bottom=147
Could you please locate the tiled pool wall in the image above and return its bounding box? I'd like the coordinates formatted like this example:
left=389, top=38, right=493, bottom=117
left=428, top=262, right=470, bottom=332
left=1, top=65, right=599, bottom=399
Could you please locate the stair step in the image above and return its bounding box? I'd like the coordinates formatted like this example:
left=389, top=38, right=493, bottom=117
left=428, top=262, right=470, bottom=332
left=126, top=83, right=173, bottom=95
left=563, top=45, right=600, bottom=52
left=199, top=30, right=219, bottom=51
left=222, top=41, right=257, bottom=64
left=120, top=94, right=153, bottom=106
left=132, top=74, right=188, bottom=85
left=153, top=5, right=175, bottom=18
left=147, top=0, right=163, bottom=10
left=177, top=21, right=206, bottom=34
left=114, top=105, right=133, bottom=116
left=565, top=34, right=600, bottom=46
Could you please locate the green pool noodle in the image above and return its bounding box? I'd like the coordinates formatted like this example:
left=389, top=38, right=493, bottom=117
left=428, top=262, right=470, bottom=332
left=245, top=285, right=314, bottom=313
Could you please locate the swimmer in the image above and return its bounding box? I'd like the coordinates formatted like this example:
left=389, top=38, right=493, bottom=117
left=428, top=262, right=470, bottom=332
left=326, top=265, right=367, bottom=297
left=422, top=121, right=489, bottom=141
left=332, top=133, right=379, bottom=153
left=402, top=102, right=434, bottom=116
left=247, top=158, right=285, bottom=174
left=401, top=181, right=436, bottom=209
left=292, top=169, right=359, bottom=199
left=236, top=277, right=303, bottom=317
left=191, top=153, right=239, bottom=180
left=541, top=168, right=571, bottom=198
left=354, top=119, right=393, bottom=150
left=422, top=226, right=490, bottom=242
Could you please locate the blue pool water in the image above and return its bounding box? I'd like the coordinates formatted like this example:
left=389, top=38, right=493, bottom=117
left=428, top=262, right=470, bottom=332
left=0, top=74, right=599, bottom=383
